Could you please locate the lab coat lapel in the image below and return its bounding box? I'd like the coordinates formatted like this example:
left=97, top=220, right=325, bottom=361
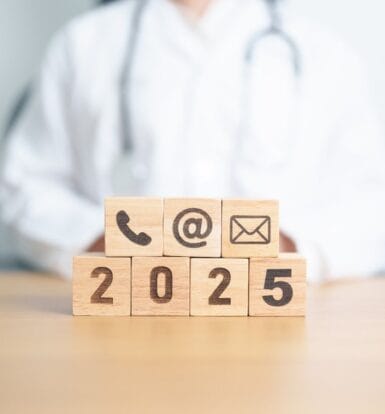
left=244, top=34, right=299, bottom=167
left=152, top=0, right=206, bottom=62
left=153, top=0, right=266, bottom=59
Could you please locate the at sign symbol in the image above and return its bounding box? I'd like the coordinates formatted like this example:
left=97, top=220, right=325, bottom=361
left=172, top=208, right=213, bottom=248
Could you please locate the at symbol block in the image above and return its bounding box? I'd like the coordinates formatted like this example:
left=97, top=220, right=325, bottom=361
left=190, top=258, right=249, bottom=316
left=163, top=198, right=221, bottom=257
left=73, top=254, right=131, bottom=316
left=105, top=197, right=163, bottom=257
left=249, top=253, right=306, bottom=316
left=131, top=257, right=190, bottom=316
left=222, top=199, right=279, bottom=258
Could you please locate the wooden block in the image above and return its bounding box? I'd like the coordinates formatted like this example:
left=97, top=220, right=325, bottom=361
left=105, top=197, right=163, bottom=257
left=132, top=257, right=190, bottom=316
left=190, top=258, right=249, bottom=316
left=163, top=198, right=221, bottom=257
left=73, top=254, right=131, bottom=316
left=222, top=199, right=279, bottom=258
left=249, top=253, right=306, bottom=316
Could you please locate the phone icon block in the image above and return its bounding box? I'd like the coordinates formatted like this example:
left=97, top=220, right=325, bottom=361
left=105, top=197, right=163, bottom=257
left=116, top=211, right=152, bottom=246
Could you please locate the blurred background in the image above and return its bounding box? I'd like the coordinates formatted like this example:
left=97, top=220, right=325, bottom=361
left=0, top=0, right=384, bottom=270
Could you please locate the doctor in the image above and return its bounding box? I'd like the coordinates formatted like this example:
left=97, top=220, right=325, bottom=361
left=1, top=0, right=385, bottom=280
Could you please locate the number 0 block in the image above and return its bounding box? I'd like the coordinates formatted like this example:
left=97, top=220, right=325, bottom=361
left=190, top=258, right=249, bottom=316
left=249, top=253, right=306, bottom=316
left=132, top=257, right=190, bottom=316
left=73, top=254, right=131, bottom=316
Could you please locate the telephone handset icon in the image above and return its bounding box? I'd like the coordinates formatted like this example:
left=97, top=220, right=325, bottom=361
left=116, top=210, right=152, bottom=246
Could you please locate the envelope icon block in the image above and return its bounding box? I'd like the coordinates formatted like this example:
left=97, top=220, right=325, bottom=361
left=230, top=216, right=271, bottom=245
left=222, top=199, right=279, bottom=258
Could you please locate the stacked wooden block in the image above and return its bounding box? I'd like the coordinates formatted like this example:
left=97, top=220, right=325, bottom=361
left=73, top=198, right=306, bottom=316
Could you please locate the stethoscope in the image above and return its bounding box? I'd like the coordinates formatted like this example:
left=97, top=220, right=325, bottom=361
left=113, top=0, right=301, bottom=194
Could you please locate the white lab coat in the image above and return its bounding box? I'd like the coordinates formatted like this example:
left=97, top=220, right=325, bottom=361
left=1, top=0, right=385, bottom=280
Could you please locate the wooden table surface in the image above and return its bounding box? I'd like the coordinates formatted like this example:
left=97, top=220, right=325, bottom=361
left=1, top=272, right=385, bottom=414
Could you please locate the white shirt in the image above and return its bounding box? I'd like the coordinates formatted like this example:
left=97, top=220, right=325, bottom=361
left=1, top=0, right=385, bottom=280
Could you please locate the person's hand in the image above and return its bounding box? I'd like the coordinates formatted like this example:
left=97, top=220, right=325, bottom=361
left=87, top=235, right=105, bottom=252
left=280, top=231, right=297, bottom=253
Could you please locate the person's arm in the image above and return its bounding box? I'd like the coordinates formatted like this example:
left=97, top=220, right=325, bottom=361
left=0, top=29, right=103, bottom=277
left=289, top=51, right=385, bottom=281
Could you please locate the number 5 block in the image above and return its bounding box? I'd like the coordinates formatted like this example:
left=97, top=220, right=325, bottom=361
left=73, top=254, right=131, bottom=316
left=249, top=253, right=306, bottom=316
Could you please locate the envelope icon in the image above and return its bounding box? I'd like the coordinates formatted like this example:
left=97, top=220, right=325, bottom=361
left=230, top=216, right=271, bottom=244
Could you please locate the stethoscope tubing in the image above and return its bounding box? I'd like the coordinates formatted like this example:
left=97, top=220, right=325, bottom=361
left=120, top=0, right=301, bottom=163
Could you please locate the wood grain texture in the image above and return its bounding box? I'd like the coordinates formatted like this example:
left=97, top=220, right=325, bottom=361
left=249, top=253, right=306, bottom=316
left=132, top=257, right=190, bottom=316
left=73, top=254, right=131, bottom=316
left=105, top=197, right=163, bottom=257
left=222, top=199, right=279, bottom=258
left=163, top=198, right=221, bottom=257
left=190, top=258, right=249, bottom=316
left=1, top=273, right=385, bottom=414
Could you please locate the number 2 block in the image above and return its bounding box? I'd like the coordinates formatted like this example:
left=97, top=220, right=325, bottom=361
left=249, top=253, right=306, bottom=316
left=73, top=254, right=131, bottom=316
left=190, top=259, right=249, bottom=316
